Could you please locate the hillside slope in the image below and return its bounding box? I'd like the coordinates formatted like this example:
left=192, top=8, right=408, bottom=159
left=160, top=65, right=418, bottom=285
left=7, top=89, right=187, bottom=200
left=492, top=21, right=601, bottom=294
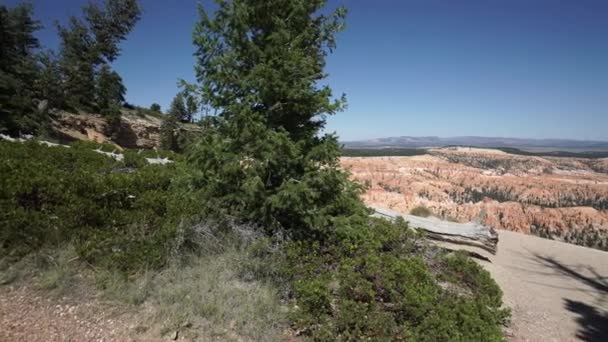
left=51, top=111, right=201, bottom=149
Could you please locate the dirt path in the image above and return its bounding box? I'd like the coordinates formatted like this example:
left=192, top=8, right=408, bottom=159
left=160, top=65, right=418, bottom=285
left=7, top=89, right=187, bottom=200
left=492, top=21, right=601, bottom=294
left=483, top=230, right=608, bottom=342
left=0, top=285, right=149, bottom=341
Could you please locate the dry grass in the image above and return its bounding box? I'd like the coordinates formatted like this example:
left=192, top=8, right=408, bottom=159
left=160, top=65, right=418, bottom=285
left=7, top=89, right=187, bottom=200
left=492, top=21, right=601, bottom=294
left=1, top=238, right=288, bottom=341
left=36, top=246, right=79, bottom=293
left=149, top=249, right=287, bottom=341
left=0, top=246, right=80, bottom=295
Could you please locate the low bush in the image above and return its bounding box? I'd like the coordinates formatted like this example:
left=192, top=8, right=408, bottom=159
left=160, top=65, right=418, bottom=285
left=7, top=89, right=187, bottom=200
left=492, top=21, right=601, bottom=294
left=410, top=205, right=433, bottom=217
left=277, top=218, right=509, bottom=340
left=69, top=139, right=119, bottom=152
left=0, top=141, right=200, bottom=271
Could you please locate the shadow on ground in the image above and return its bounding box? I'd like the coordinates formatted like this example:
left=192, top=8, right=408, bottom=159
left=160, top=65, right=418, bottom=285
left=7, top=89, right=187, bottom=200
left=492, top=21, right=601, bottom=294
left=533, top=253, right=608, bottom=342
left=564, top=299, right=608, bottom=342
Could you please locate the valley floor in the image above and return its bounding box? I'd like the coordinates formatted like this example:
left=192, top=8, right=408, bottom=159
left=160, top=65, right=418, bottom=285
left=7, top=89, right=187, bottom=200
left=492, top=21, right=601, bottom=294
left=481, top=230, right=608, bottom=342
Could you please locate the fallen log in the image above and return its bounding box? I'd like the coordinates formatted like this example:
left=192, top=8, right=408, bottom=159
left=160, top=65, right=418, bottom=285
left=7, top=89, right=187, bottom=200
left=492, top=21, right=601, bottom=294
left=372, top=206, right=498, bottom=255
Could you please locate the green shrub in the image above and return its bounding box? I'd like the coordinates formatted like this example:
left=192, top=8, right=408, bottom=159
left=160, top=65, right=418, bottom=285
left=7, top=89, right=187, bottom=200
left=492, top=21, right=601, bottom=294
left=137, top=148, right=182, bottom=161
left=70, top=139, right=117, bottom=152
left=439, top=251, right=505, bottom=308
left=278, top=218, right=508, bottom=341
left=186, top=114, right=369, bottom=241
left=122, top=150, right=147, bottom=168
left=0, top=141, right=200, bottom=271
left=410, top=205, right=433, bottom=217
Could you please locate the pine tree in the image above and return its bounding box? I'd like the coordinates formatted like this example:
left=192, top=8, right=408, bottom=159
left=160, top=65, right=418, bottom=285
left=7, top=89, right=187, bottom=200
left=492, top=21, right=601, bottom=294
left=57, top=0, right=140, bottom=110
left=187, top=0, right=362, bottom=238
left=84, top=0, right=141, bottom=63
left=96, top=64, right=126, bottom=111
left=159, top=113, right=178, bottom=151
left=57, top=17, right=97, bottom=110
left=186, top=4, right=510, bottom=339
left=160, top=95, right=185, bottom=151
left=0, top=3, right=43, bottom=135
left=185, top=94, right=198, bottom=123
left=169, top=93, right=188, bottom=122
left=36, top=51, right=65, bottom=109
left=192, top=0, right=347, bottom=141
left=150, top=103, right=161, bottom=113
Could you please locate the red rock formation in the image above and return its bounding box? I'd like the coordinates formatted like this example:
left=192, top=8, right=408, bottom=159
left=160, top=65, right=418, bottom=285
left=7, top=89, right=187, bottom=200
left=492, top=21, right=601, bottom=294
left=341, top=148, right=608, bottom=249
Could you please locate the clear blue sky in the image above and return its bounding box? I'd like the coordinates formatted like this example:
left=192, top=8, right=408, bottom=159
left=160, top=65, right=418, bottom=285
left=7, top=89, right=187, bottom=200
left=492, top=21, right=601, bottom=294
left=10, top=0, right=608, bottom=141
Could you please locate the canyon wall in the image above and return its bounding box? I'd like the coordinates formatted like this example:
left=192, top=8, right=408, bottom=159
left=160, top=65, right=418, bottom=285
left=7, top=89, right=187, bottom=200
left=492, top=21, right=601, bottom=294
left=341, top=147, right=608, bottom=250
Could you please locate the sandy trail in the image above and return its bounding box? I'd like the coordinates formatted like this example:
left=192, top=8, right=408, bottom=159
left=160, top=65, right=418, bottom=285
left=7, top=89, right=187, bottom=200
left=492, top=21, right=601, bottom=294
left=483, top=230, right=608, bottom=342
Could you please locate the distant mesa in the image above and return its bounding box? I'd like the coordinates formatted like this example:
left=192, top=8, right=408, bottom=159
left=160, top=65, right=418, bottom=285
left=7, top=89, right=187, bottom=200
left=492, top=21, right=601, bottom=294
left=343, top=136, right=608, bottom=152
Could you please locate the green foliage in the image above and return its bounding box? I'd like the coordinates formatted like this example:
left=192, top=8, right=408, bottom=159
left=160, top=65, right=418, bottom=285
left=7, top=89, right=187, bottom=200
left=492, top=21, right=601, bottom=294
left=188, top=0, right=362, bottom=239
left=187, top=114, right=367, bottom=239
left=193, top=0, right=347, bottom=141
left=96, top=64, right=126, bottom=111
left=186, top=2, right=509, bottom=340
left=166, top=92, right=191, bottom=123
left=185, top=93, right=198, bottom=122
left=36, top=51, right=65, bottom=109
left=410, top=205, right=433, bottom=218
left=0, top=141, right=199, bottom=271
left=69, top=139, right=117, bottom=152
left=101, top=102, right=123, bottom=139
left=127, top=105, right=164, bottom=119
left=149, top=103, right=161, bottom=113
left=439, top=252, right=505, bottom=308
left=57, top=0, right=140, bottom=110
left=83, top=0, right=141, bottom=63
left=160, top=93, right=201, bottom=151
left=0, top=2, right=510, bottom=340
left=1, top=1, right=139, bottom=135
left=57, top=17, right=97, bottom=110
left=160, top=112, right=179, bottom=151
left=279, top=219, right=508, bottom=340
left=0, top=3, right=47, bottom=135
left=122, top=150, right=147, bottom=168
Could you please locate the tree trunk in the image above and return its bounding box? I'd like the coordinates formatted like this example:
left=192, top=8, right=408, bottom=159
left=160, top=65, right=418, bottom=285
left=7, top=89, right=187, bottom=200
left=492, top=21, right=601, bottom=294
left=372, top=206, right=499, bottom=255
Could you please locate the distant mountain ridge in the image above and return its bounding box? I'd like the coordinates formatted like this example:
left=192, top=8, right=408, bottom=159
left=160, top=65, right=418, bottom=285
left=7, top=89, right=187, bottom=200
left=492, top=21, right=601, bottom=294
left=343, top=136, right=608, bottom=151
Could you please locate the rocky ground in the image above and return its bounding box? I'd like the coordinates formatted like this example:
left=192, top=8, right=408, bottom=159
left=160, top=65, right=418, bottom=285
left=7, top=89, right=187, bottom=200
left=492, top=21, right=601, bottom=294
left=0, top=285, right=147, bottom=341
left=52, top=110, right=201, bottom=149
left=0, top=284, right=256, bottom=342
left=341, top=147, right=608, bottom=249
